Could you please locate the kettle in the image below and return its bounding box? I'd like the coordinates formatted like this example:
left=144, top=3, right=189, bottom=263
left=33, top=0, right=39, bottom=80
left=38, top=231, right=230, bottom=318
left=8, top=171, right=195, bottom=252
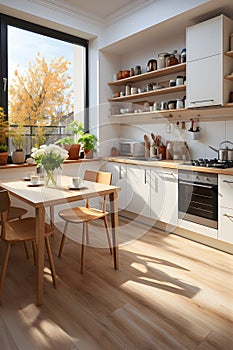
left=209, top=141, right=233, bottom=161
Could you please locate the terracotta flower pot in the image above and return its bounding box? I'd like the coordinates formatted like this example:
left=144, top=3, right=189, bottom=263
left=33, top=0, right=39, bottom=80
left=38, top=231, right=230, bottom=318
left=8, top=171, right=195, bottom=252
left=84, top=148, right=94, bottom=159
left=0, top=152, right=8, bottom=165
left=63, top=144, right=81, bottom=160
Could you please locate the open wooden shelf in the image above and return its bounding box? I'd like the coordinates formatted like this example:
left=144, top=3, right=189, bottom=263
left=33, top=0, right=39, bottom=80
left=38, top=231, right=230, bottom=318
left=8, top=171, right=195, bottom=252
left=225, top=74, right=233, bottom=81
left=108, top=85, right=186, bottom=102
left=109, top=105, right=233, bottom=124
left=108, top=63, right=186, bottom=86
left=224, top=50, right=233, bottom=58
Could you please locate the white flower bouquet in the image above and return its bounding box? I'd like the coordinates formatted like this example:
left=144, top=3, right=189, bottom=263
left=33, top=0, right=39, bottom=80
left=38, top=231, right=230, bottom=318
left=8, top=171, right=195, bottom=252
left=31, top=144, right=68, bottom=186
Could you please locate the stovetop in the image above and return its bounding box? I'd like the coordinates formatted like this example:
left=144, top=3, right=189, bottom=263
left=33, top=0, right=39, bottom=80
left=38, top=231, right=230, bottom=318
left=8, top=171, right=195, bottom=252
left=182, top=158, right=233, bottom=169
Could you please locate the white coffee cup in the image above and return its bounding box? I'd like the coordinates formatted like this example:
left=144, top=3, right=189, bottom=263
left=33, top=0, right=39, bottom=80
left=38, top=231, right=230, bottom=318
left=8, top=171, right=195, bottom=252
left=30, top=175, right=40, bottom=185
left=25, top=171, right=35, bottom=179
left=72, top=177, right=82, bottom=188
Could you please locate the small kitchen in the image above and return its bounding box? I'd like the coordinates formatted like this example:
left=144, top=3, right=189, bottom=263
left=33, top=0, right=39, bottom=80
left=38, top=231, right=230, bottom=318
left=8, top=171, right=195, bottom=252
left=99, top=11, right=233, bottom=254
left=0, top=1, right=233, bottom=349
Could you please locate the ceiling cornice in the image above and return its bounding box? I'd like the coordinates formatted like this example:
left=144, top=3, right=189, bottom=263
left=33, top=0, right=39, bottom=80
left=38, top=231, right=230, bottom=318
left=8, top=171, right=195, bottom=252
left=28, top=0, right=104, bottom=26
left=28, top=0, right=161, bottom=27
left=105, top=0, right=160, bottom=27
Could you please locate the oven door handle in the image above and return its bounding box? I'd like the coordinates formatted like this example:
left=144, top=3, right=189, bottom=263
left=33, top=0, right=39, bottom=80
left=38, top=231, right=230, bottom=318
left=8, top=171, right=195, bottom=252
left=179, top=180, right=215, bottom=189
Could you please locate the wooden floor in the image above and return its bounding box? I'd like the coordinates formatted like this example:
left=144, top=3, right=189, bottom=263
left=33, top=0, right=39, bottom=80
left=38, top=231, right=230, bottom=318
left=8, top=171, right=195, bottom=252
left=0, top=217, right=233, bottom=350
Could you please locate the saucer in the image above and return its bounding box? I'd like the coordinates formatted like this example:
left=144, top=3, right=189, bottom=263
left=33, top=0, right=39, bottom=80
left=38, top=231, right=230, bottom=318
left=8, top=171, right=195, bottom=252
left=68, top=185, right=87, bottom=190
left=22, top=176, right=31, bottom=181
left=27, top=181, right=43, bottom=187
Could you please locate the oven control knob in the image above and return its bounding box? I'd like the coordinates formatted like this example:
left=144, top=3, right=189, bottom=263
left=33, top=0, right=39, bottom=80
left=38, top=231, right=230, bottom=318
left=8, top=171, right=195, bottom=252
left=196, top=176, right=200, bottom=180
left=205, top=177, right=210, bottom=182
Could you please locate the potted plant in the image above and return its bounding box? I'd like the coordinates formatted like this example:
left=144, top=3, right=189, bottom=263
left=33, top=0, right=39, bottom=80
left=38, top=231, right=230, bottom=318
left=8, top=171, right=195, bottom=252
left=78, top=132, right=98, bottom=159
left=55, top=120, right=84, bottom=160
left=0, top=107, right=9, bottom=165
left=10, top=124, right=26, bottom=164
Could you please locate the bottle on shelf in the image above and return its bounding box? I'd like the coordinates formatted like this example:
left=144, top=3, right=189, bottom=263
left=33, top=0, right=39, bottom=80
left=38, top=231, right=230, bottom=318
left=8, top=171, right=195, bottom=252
left=181, top=48, right=186, bottom=63
left=172, top=50, right=180, bottom=63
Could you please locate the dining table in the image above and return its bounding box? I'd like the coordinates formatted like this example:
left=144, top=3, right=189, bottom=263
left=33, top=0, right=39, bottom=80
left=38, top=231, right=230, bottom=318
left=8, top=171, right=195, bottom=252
left=0, top=175, right=120, bottom=305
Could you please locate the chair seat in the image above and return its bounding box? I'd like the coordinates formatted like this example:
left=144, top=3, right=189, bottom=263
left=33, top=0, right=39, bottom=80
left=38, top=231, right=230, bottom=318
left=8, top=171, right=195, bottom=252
left=59, top=207, right=108, bottom=224
left=4, top=217, right=54, bottom=242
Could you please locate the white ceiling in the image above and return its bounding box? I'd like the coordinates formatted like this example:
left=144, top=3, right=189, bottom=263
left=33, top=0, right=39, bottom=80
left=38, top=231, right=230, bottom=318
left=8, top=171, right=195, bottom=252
left=51, top=0, right=151, bottom=22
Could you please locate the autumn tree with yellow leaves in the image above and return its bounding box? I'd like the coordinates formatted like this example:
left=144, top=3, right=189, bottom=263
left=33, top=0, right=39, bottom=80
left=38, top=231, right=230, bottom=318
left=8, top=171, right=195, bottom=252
left=9, top=52, right=73, bottom=127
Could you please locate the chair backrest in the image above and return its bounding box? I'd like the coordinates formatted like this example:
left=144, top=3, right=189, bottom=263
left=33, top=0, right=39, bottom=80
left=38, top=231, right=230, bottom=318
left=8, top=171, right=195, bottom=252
left=0, top=190, right=11, bottom=239
left=83, top=170, right=112, bottom=212
left=84, top=170, right=112, bottom=185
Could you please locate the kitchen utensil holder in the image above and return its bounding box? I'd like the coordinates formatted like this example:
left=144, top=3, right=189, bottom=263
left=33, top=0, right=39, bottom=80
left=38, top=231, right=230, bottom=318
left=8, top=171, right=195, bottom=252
left=190, top=130, right=200, bottom=140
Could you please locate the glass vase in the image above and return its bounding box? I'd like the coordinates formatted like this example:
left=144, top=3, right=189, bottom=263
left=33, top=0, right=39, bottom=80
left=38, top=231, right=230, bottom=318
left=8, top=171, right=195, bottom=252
left=44, top=169, right=57, bottom=187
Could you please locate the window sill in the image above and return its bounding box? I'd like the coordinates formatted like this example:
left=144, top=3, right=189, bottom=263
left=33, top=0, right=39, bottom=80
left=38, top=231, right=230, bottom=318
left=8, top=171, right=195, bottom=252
left=0, top=158, right=100, bottom=170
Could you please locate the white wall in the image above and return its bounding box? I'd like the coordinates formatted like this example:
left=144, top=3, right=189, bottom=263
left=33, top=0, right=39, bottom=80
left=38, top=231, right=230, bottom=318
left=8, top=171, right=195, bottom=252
left=100, top=0, right=209, bottom=49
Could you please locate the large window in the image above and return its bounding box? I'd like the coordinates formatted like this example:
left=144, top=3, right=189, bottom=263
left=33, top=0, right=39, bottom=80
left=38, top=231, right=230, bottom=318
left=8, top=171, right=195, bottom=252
left=0, top=14, right=88, bottom=155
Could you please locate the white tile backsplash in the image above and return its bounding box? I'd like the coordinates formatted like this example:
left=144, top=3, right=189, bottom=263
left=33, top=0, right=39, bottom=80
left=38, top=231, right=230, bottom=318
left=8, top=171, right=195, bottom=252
left=119, top=117, right=232, bottom=160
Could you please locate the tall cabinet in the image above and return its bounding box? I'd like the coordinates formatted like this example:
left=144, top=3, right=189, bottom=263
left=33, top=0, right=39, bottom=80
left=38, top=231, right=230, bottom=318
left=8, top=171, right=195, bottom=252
left=186, top=14, right=233, bottom=108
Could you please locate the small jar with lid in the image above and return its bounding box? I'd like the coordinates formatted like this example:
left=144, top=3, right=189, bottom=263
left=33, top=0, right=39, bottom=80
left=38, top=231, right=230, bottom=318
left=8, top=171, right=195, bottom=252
left=169, top=79, right=176, bottom=87
left=176, top=76, right=183, bottom=86
left=135, top=65, right=141, bottom=75
left=125, top=85, right=131, bottom=96
left=146, top=83, right=153, bottom=92
left=130, top=68, right=135, bottom=76
left=176, top=99, right=184, bottom=109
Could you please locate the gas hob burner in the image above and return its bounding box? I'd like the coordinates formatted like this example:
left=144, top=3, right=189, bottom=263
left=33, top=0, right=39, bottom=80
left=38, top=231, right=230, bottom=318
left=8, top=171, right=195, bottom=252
left=183, top=158, right=233, bottom=169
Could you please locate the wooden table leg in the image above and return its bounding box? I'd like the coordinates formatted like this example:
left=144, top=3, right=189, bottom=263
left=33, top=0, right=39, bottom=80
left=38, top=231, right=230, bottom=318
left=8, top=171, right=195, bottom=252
left=109, top=191, right=119, bottom=269
left=35, top=206, right=45, bottom=306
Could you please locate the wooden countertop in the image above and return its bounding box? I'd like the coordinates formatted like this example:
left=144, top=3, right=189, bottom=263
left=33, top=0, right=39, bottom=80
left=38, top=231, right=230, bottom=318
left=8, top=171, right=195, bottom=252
left=102, top=157, right=181, bottom=169
left=104, top=157, right=233, bottom=175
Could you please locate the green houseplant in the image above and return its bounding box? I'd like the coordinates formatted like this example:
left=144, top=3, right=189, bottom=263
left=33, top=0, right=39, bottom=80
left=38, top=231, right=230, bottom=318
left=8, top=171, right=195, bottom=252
left=0, top=107, right=9, bottom=165
left=55, top=120, right=84, bottom=160
left=78, top=132, right=98, bottom=159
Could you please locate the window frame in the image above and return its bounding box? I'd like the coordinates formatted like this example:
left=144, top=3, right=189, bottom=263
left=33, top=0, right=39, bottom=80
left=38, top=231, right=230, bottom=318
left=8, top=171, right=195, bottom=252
left=0, top=13, right=89, bottom=132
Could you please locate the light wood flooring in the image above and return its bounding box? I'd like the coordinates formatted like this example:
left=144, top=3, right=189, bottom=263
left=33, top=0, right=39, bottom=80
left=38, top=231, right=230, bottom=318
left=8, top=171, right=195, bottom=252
left=0, top=217, right=232, bottom=350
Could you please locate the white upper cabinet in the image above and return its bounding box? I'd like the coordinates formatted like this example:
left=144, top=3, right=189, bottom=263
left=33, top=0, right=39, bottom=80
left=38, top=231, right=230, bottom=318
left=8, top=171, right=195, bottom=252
left=187, top=55, right=222, bottom=107
left=186, top=15, right=224, bottom=61
left=186, top=14, right=233, bottom=108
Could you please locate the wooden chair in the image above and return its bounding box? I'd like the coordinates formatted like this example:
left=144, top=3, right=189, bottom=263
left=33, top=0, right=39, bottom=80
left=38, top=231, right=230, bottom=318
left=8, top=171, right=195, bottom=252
left=58, top=170, right=112, bottom=273
left=0, top=190, right=56, bottom=301
left=0, top=190, right=30, bottom=260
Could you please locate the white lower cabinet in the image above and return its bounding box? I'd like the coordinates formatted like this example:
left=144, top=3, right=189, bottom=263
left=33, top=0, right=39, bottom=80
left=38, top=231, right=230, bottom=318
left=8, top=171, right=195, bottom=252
left=150, top=168, right=178, bottom=226
left=105, top=162, right=128, bottom=210
left=126, top=164, right=150, bottom=217
left=106, top=162, right=178, bottom=225
left=219, top=207, right=233, bottom=244
left=218, top=174, right=233, bottom=244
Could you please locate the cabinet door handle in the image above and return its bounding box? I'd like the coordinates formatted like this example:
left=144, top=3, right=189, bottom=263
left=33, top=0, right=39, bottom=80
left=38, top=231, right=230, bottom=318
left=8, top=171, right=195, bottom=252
left=223, top=214, right=233, bottom=221
left=144, top=169, right=147, bottom=184
left=157, top=171, right=175, bottom=177
left=190, top=99, right=214, bottom=104
left=223, top=180, right=233, bottom=184
left=119, top=165, right=122, bottom=180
